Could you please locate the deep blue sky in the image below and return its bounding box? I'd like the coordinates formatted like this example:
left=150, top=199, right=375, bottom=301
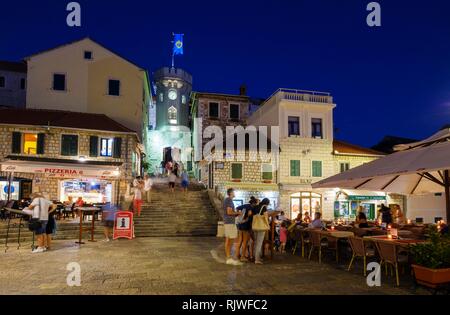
left=1, top=0, right=450, bottom=147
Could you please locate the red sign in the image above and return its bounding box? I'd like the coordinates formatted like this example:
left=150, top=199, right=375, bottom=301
left=113, top=211, right=134, bottom=240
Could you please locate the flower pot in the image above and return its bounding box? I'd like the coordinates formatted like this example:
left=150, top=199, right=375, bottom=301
left=412, top=264, right=450, bottom=288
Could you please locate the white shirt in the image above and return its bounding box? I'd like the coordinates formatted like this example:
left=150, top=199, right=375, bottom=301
left=169, top=173, right=177, bottom=183
left=144, top=178, right=153, bottom=191
left=23, top=197, right=52, bottom=221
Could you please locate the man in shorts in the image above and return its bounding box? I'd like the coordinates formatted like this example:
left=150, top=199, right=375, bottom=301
left=102, top=203, right=118, bottom=242
left=223, top=188, right=243, bottom=266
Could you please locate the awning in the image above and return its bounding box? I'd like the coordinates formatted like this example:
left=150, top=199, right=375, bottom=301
left=0, top=160, right=121, bottom=179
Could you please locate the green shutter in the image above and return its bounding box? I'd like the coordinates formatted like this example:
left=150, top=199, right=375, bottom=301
left=290, top=160, right=300, bottom=176
left=11, top=132, right=21, bottom=154
left=37, top=134, right=45, bottom=154
left=61, top=135, right=78, bottom=156
left=232, top=164, right=242, bottom=179
left=113, top=137, right=122, bottom=158
left=262, top=164, right=273, bottom=180
left=89, top=136, right=99, bottom=157
left=312, top=161, right=322, bottom=177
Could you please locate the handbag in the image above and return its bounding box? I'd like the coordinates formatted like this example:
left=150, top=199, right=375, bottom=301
left=28, top=198, right=43, bottom=232
left=252, top=205, right=270, bottom=232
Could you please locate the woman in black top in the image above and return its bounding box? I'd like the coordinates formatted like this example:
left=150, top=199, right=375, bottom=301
left=357, top=212, right=369, bottom=228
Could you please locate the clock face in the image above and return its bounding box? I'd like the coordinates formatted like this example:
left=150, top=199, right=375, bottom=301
left=168, top=89, right=178, bottom=101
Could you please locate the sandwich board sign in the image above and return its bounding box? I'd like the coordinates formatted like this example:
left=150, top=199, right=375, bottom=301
left=113, top=211, right=134, bottom=240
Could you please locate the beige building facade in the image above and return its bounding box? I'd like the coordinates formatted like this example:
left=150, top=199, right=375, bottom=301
left=25, top=38, right=149, bottom=142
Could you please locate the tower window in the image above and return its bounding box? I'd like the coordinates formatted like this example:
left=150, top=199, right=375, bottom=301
left=20, top=78, right=26, bottom=90
left=0, top=76, right=5, bottom=88
left=168, top=106, right=177, bottom=125
left=182, top=95, right=187, bottom=104
left=159, top=93, right=164, bottom=102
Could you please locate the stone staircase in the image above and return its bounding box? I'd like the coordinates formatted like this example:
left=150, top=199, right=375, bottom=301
left=0, top=180, right=219, bottom=247
left=134, top=181, right=219, bottom=237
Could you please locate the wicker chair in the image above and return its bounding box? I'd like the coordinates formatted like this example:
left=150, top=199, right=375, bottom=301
left=348, top=237, right=376, bottom=276
left=374, top=240, right=409, bottom=286
left=308, top=230, right=328, bottom=263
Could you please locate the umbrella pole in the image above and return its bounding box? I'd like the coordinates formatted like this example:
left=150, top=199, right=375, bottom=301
left=445, top=170, right=450, bottom=222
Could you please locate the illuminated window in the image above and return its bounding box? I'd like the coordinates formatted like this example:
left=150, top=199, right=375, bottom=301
left=23, top=133, right=38, bottom=155
left=100, top=138, right=114, bottom=157
left=168, top=106, right=177, bottom=125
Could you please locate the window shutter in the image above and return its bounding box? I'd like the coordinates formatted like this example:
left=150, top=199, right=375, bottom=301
left=89, top=136, right=99, bottom=157
left=113, top=137, right=122, bottom=158
left=11, top=132, right=21, bottom=154
left=290, top=160, right=300, bottom=176
left=232, top=164, right=242, bottom=179
left=61, top=135, right=78, bottom=156
left=312, top=161, right=322, bottom=177
left=37, top=133, right=45, bottom=154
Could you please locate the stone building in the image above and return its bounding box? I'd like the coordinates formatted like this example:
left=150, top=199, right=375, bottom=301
left=0, top=61, right=27, bottom=108
left=0, top=108, right=143, bottom=204
left=191, top=88, right=252, bottom=180
left=247, top=88, right=401, bottom=220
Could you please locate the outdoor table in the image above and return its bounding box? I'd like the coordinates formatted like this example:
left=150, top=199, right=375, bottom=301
left=76, top=207, right=101, bottom=244
left=3, top=208, right=33, bottom=252
left=363, top=235, right=426, bottom=250
left=321, top=230, right=354, bottom=239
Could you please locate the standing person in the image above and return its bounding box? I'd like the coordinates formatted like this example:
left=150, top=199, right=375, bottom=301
left=45, top=201, right=58, bottom=250
left=378, top=204, right=393, bottom=225
left=133, top=177, right=144, bottom=217
left=253, top=198, right=270, bottom=265
left=279, top=222, right=288, bottom=253
left=102, top=203, right=117, bottom=242
left=236, top=197, right=258, bottom=262
left=23, top=193, right=53, bottom=254
left=181, top=169, right=189, bottom=194
left=168, top=169, right=177, bottom=193
left=223, top=188, right=243, bottom=266
left=143, top=174, right=153, bottom=203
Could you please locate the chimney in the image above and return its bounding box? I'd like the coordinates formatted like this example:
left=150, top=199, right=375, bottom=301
left=239, top=84, right=247, bottom=96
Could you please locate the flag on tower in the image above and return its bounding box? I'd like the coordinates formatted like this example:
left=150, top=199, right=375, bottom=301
left=173, top=33, right=184, bottom=56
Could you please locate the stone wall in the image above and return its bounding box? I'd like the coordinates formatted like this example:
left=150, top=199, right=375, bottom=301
left=0, top=124, right=141, bottom=202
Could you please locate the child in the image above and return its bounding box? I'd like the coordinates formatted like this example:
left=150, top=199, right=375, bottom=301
left=279, top=222, right=288, bottom=253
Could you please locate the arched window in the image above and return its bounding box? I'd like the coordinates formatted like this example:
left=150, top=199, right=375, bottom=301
left=168, top=106, right=177, bottom=125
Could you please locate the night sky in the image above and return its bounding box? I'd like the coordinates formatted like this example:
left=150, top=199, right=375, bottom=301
left=1, top=0, right=449, bottom=147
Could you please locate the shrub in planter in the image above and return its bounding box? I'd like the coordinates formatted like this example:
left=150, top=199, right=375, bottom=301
left=410, top=227, right=450, bottom=288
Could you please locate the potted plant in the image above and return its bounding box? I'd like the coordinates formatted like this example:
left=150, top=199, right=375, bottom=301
left=410, top=227, right=450, bottom=289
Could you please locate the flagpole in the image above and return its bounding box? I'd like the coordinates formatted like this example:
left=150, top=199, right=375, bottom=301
left=172, top=53, right=175, bottom=69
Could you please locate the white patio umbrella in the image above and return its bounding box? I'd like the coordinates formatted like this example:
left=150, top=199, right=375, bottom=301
left=312, top=129, right=450, bottom=221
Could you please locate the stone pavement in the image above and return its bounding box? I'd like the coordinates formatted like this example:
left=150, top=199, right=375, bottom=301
left=0, top=237, right=428, bottom=295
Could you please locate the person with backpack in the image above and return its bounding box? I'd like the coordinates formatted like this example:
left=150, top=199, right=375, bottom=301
left=235, top=197, right=258, bottom=262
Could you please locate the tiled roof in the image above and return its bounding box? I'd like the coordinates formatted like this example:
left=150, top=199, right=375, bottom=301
left=0, top=108, right=136, bottom=134
left=333, top=140, right=385, bottom=156
left=0, top=61, right=27, bottom=73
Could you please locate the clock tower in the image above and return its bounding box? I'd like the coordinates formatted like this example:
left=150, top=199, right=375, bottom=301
left=154, top=67, right=192, bottom=129
left=147, top=67, right=193, bottom=174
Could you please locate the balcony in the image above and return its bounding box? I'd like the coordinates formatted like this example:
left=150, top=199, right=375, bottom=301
left=267, top=88, right=333, bottom=105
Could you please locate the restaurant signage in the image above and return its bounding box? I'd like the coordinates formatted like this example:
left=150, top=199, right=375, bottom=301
left=0, top=161, right=120, bottom=179
left=348, top=195, right=386, bottom=201
left=113, top=211, right=134, bottom=240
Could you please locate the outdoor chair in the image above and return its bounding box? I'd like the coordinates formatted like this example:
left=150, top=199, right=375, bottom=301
left=347, top=237, right=376, bottom=276
left=324, top=235, right=340, bottom=263
left=374, top=240, right=409, bottom=286
left=308, top=230, right=328, bottom=263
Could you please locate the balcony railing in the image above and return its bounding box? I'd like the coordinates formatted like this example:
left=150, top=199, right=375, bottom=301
left=267, top=88, right=333, bottom=105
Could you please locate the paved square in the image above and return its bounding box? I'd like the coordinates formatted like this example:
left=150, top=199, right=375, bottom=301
left=0, top=237, right=428, bottom=295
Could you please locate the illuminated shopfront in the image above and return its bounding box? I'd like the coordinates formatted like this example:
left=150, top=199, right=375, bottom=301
left=290, top=192, right=322, bottom=219
left=59, top=179, right=113, bottom=204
